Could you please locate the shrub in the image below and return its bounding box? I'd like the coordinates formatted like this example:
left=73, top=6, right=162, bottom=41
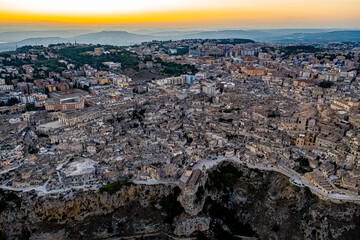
left=99, top=178, right=132, bottom=194
left=0, top=200, right=6, bottom=213
left=160, top=186, right=183, bottom=223
left=318, top=81, right=333, bottom=88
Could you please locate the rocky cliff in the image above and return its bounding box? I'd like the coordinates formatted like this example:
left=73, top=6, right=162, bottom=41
left=1, top=162, right=360, bottom=239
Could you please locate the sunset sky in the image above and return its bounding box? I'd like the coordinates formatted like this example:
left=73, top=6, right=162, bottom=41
left=0, top=0, right=359, bottom=29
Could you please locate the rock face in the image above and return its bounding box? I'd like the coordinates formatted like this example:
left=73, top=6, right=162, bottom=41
left=0, top=184, right=175, bottom=239
left=2, top=163, right=360, bottom=239
left=174, top=217, right=211, bottom=236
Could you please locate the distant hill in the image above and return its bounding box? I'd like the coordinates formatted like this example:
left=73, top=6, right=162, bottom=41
left=0, top=31, right=162, bottom=52
left=0, top=30, right=91, bottom=43
left=179, top=30, right=278, bottom=42
left=0, top=37, right=67, bottom=52
left=146, top=30, right=203, bottom=37
left=72, top=31, right=163, bottom=45
left=260, top=28, right=339, bottom=35
left=0, top=29, right=358, bottom=52
left=273, top=31, right=360, bottom=42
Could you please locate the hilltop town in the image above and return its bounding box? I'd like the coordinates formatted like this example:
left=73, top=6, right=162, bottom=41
left=1, top=39, right=360, bottom=201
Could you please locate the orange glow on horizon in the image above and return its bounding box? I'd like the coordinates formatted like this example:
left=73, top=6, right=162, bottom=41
left=0, top=0, right=359, bottom=28
left=0, top=9, right=359, bottom=27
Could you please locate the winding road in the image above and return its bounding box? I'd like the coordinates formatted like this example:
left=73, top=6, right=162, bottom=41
left=192, top=156, right=360, bottom=202
left=1, top=154, right=360, bottom=202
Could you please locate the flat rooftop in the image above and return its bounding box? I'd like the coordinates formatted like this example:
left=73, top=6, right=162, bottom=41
left=49, top=89, right=87, bottom=100
left=38, top=121, right=65, bottom=129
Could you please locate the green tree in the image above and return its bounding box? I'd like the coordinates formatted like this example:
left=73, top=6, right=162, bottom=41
left=144, top=55, right=153, bottom=62
left=6, top=98, right=19, bottom=106
left=25, top=103, right=36, bottom=111
left=318, top=81, right=333, bottom=88
left=4, top=76, right=12, bottom=85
